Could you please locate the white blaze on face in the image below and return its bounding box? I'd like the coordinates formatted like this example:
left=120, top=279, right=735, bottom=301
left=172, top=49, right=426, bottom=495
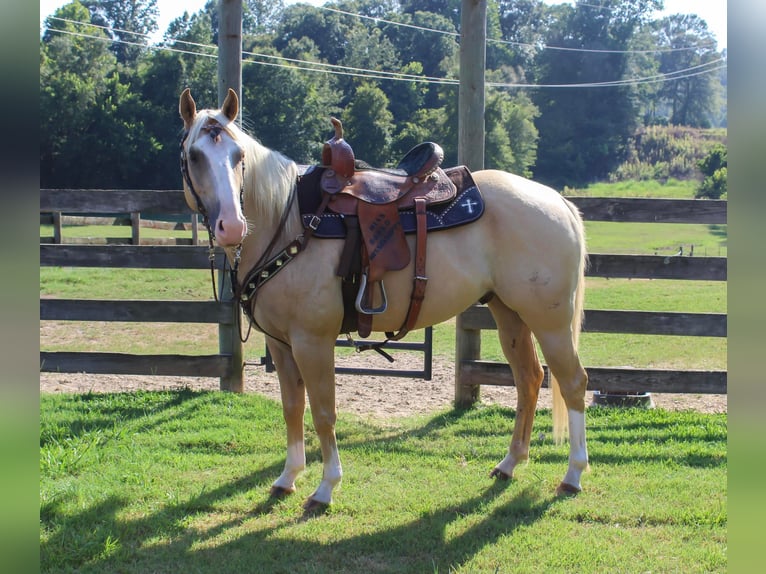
left=189, top=129, right=248, bottom=247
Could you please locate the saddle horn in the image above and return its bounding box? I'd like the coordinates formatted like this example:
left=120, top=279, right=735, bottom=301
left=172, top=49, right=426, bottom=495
left=322, top=117, right=355, bottom=178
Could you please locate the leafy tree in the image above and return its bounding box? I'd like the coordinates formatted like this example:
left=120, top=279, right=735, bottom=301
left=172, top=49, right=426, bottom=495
left=533, top=0, right=662, bottom=187
left=340, top=24, right=401, bottom=93
left=243, top=0, right=285, bottom=35
left=274, top=4, right=348, bottom=64
left=41, top=1, right=118, bottom=186
left=652, top=14, right=724, bottom=127
left=342, top=83, right=395, bottom=166
left=81, top=0, right=159, bottom=65
left=384, top=62, right=428, bottom=123
left=163, top=9, right=218, bottom=108
left=399, top=0, right=461, bottom=32
left=392, top=106, right=448, bottom=161
left=696, top=143, right=727, bottom=198
left=241, top=47, right=341, bottom=163
left=379, top=9, right=459, bottom=107
left=484, top=87, right=539, bottom=176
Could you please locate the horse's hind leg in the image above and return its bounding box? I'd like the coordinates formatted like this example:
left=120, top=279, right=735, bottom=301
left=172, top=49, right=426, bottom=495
left=535, top=329, right=589, bottom=494
left=267, top=338, right=307, bottom=498
left=486, top=299, right=546, bottom=481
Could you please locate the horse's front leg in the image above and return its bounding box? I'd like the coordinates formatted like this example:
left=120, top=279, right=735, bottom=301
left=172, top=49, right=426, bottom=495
left=291, top=337, right=342, bottom=510
left=267, top=337, right=307, bottom=498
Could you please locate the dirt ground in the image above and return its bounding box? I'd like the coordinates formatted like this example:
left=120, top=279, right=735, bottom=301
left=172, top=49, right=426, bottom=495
left=40, top=352, right=726, bottom=418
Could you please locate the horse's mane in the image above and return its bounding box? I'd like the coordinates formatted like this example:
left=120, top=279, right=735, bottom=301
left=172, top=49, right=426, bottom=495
left=188, top=110, right=302, bottom=238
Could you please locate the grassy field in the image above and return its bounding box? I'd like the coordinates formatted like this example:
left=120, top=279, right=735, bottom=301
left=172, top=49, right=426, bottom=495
left=40, top=390, right=727, bottom=574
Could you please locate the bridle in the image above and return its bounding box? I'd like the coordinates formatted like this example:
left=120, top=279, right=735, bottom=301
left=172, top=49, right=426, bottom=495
left=179, top=120, right=245, bottom=302
left=179, top=121, right=326, bottom=345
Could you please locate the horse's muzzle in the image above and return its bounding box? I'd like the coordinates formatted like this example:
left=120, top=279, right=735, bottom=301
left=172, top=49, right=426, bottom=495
left=214, top=216, right=247, bottom=247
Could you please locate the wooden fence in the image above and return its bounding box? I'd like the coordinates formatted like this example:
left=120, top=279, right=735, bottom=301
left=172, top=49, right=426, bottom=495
left=41, top=191, right=726, bottom=399
left=40, top=189, right=248, bottom=391
left=455, top=197, right=727, bottom=406
left=39, top=189, right=433, bottom=390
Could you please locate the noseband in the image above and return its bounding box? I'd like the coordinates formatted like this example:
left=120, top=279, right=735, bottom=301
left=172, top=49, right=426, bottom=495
left=179, top=120, right=245, bottom=300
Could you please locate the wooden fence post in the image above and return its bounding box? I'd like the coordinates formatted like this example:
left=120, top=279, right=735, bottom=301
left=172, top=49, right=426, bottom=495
left=130, top=212, right=140, bottom=245
left=218, top=267, right=244, bottom=392
left=455, top=316, right=482, bottom=407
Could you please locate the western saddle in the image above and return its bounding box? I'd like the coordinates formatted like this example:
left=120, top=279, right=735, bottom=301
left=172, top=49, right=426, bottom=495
left=309, top=117, right=464, bottom=344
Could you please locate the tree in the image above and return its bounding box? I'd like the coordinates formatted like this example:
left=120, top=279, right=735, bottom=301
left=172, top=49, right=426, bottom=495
left=274, top=4, right=348, bottom=65
left=532, top=0, right=662, bottom=187
left=241, top=45, right=341, bottom=163
left=41, top=1, right=119, bottom=186
left=380, top=9, right=459, bottom=108
left=696, top=143, right=727, bottom=199
left=484, top=86, right=539, bottom=177
left=243, top=0, right=285, bottom=35
left=342, top=83, right=395, bottom=166
left=652, top=14, right=723, bottom=127
left=81, top=0, right=159, bottom=65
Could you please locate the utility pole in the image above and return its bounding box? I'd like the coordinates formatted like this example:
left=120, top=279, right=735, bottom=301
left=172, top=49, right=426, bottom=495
left=458, top=0, right=487, bottom=171
left=455, top=0, right=486, bottom=407
left=217, top=0, right=243, bottom=114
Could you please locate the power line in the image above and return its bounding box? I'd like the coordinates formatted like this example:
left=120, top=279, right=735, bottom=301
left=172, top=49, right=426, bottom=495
left=43, top=19, right=726, bottom=90
left=316, top=4, right=719, bottom=54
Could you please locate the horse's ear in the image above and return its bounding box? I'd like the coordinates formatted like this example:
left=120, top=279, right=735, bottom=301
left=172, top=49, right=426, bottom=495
left=179, top=88, right=196, bottom=130
left=222, top=88, right=239, bottom=123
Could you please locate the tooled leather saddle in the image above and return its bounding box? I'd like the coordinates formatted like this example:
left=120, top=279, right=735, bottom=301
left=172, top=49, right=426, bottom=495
left=298, top=118, right=484, bottom=345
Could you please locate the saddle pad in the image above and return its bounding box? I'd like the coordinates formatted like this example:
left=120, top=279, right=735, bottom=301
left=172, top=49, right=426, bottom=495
left=298, top=166, right=484, bottom=238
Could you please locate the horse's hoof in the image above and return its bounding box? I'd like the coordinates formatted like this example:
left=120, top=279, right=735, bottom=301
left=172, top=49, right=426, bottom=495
left=489, top=467, right=511, bottom=481
left=555, top=482, right=581, bottom=496
left=302, top=497, right=330, bottom=516
left=270, top=485, right=295, bottom=499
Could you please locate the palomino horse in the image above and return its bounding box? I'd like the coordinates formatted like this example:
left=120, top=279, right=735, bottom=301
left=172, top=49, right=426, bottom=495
left=179, top=88, right=590, bottom=510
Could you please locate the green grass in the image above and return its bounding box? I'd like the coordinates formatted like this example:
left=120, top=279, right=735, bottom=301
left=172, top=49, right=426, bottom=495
left=41, top=223, right=194, bottom=240
left=40, top=267, right=212, bottom=300
left=585, top=221, right=726, bottom=257
left=569, top=178, right=699, bottom=198
left=40, top=390, right=727, bottom=573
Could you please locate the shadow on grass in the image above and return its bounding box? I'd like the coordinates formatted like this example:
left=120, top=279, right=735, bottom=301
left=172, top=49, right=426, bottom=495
left=40, top=388, right=205, bottom=447
left=42, top=472, right=558, bottom=574
left=41, top=395, right=727, bottom=573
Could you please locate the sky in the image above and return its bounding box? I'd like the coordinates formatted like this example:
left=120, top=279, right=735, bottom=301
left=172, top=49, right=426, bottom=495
left=40, top=0, right=727, bottom=50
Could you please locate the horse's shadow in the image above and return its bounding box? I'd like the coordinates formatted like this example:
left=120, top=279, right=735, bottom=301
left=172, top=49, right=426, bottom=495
left=40, top=404, right=562, bottom=573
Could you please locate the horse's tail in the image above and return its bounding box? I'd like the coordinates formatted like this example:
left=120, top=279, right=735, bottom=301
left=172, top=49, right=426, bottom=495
left=551, top=198, right=588, bottom=444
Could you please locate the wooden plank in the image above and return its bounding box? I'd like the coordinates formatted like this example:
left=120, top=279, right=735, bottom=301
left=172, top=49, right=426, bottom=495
left=40, top=299, right=232, bottom=324
left=39, top=351, right=231, bottom=378
left=40, top=189, right=190, bottom=214
left=583, top=309, right=726, bottom=337
left=460, top=306, right=726, bottom=337
left=568, top=197, right=727, bottom=224
left=587, top=253, right=726, bottom=280
left=40, top=244, right=219, bottom=269
left=458, top=361, right=727, bottom=394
